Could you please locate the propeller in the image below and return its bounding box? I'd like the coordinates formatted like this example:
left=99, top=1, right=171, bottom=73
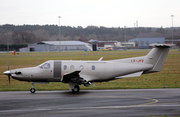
left=4, top=65, right=11, bottom=86
left=3, top=57, right=11, bottom=86
left=4, top=66, right=21, bottom=86
left=5, top=34, right=11, bottom=86
left=4, top=62, right=21, bottom=86
left=3, top=69, right=11, bottom=86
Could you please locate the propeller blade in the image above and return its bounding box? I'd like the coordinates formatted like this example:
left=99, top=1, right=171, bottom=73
left=8, top=75, right=11, bottom=86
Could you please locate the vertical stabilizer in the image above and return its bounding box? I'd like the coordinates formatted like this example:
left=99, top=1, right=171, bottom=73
left=144, top=44, right=175, bottom=73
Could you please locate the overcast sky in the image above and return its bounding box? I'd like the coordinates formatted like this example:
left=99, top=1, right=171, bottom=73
left=0, top=0, right=179, bottom=28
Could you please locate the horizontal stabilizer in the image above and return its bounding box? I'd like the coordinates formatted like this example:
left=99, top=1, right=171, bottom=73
left=149, top=44, right=175, bottom=48
left=115, top=71, right=143, bottom=79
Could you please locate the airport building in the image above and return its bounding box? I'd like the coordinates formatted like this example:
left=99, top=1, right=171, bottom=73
left=95, top=41, right=117, bottom=50
left=128, top=37, right=165, bottom=48
left=166, top=39, right=180, bottom=47
left=23, top=41, right=92, bottom=52
left=89, top=40, right=136, bottom=50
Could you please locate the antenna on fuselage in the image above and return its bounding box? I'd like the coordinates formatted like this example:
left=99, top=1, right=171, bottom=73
left=98, top=57, right=103, bottom=62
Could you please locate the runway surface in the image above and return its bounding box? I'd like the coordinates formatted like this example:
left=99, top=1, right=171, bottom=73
left=0, top=89, right=180, bottom=117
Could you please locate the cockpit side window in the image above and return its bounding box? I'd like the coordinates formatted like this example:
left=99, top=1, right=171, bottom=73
left=43, top=63, right=50, bottom=69
left=38, top=63, right=50, bottom=69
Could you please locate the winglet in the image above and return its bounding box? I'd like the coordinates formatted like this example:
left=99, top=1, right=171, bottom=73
left=98, top=57, right=103, bottom=61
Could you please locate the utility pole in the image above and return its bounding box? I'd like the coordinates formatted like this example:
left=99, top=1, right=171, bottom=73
left=171, top=15, right=174, bottom=44
left=7, top=33, right=9, bottom=52
left=124, top=26, right=126, bottom=50
left=136, top=20, right=138, bottom=27
left=58, top=16, right=61, bottom=52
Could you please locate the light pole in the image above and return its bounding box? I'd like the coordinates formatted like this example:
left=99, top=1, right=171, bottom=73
left=124, top=26, right=126, bottom=50
left=171, top=15, right=174, bottom=44
left=7, top=33, right=9, bottom=52
left=58, top=16, right=61, bottom=52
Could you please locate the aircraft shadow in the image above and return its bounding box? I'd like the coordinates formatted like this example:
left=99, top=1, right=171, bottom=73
left=60, top=90, right=91, bottom=96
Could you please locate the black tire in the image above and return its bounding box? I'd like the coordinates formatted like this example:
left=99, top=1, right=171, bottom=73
left=72, top=85, right=80, bottom=93
left=30, top=88, right=36, bottom=93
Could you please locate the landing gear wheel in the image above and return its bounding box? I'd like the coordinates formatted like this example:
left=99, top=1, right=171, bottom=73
left=72, top=85, right=80, bottom=93
left=30, top=88, right=36, bottom=93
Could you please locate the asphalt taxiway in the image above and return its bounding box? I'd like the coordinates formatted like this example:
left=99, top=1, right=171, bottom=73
left=0, top=89, right=180, bottom=117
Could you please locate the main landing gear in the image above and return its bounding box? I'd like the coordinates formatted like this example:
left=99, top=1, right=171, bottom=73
left=69, top=82, right=80, bottom=93
left=72, top=85, right=80, bottom=93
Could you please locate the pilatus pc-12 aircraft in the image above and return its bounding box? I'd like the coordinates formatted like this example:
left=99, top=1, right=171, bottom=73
left=3, top=44, right=174, bottom=93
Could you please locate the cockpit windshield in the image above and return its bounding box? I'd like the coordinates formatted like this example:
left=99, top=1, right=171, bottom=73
left=38, top=63, right=50, bottom=69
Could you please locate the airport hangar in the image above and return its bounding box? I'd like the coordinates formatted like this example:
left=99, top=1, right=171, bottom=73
left=20, top=41, right=92, bottom=52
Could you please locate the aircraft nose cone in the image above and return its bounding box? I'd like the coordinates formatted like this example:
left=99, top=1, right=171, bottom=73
left=3, top=70, right=11, bottom=75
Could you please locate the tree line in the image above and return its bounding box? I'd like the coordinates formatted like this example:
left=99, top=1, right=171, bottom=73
left=0, top=24, right=180, bottom=45
left=0, top=44, right=27, bottom=51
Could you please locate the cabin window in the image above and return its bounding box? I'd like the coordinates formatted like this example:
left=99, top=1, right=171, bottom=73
left=70, top=65, right=74, bottom=70
left=92, top=65, right=95, bottom=70
left=64, top=65, right=67, bottom=70
left=79, top=65, right=83, bottom=70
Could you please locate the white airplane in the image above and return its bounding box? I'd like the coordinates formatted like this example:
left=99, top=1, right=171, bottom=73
left=3, top=44, right=174, bottom=93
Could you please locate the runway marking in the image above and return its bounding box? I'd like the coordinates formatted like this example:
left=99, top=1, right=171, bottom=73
left=81, top=95, right=159, bottom=109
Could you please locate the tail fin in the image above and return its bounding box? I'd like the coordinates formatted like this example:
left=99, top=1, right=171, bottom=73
left=144, top=44, right=175, bottom=73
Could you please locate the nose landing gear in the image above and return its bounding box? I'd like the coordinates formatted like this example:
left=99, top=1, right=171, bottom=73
left=30, top=83, right=36, bottom=93
left=30, top=88, right=36, bottom=93
left=30, top=82, right=49, bottom=93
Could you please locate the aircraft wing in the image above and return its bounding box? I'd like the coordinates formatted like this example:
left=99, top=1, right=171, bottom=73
left=115, top=71, right=143, bottom=79
left=62, top=70, right=88, bottom=84
left=64, top=70, right=81, bottom=77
